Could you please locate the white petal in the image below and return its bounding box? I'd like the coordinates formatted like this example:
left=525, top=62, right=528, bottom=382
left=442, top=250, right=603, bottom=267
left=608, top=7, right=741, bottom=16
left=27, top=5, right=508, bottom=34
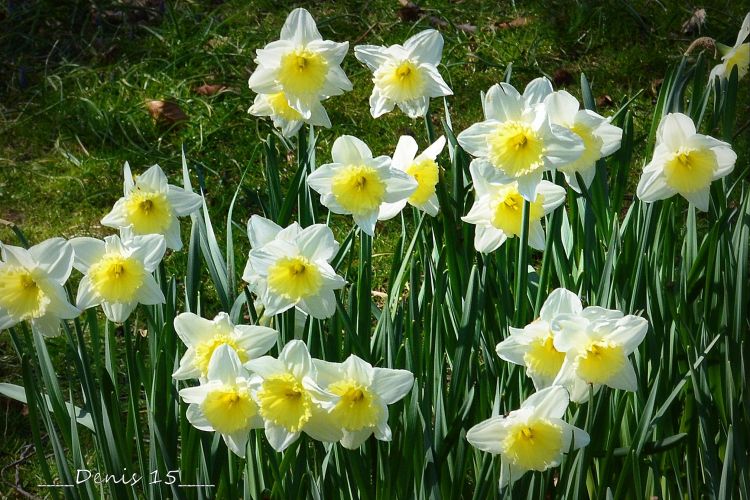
left=523, top=77, right=554, bottom=106
left=340, top=428, right=374, bottom=449
left=495, top=331, right=529, bottom=366
left=101, top=301, right=137, bottom=323
left=397, top=96, right=430, bottom=118
left=353, top=210, right=379, bottom=236
left=606, top=361, right=638, bottom=392
left=185, top=403, right=214, bottom=432
left=383, top=169, right=418, bottom=203
left=540, top=289, right=583, bottom=321
left=174, top=312, right=215, bottom=347
left=636, top=166, right=675, bottom=204
left=279, top=340, right=313, bottom=379
left=369, top=87, right=395, bottom=118
left=682, top=189, right=710, bottom=212
left=235, top=325, right=278, bottom=359
left=223, top=431, right=250, bottom=458
left=70, top=237, right=106, bottom=272
left=657, top=113, right=696, bottom=151
left=342, top=355, right=375, bottom=386
left=378, top=200, right=408, bottom=220
left=128, top=234, right=166, bottom=273
left=421, top=65, right=453, bottom=97
left=370, top=368, right=414, bottom=404
left=520, top=385, right=569, bottom=419
left=606, top=314, right=648, bottom=354
left=135, top=164, right=168, bottom=192
left=484, top=83, right=523, bottom=121
left=544, top=90, right=579, bottom=125
left=163, top=219, right=183, bottom=251
left=206, top=344, right=244, bottom=384
left=245, top=356, right=287, bottom=378
left=457, top=121, right=496, bottom=158
left=30, top=314, right=63, bottom=338
left=264, top=421, right=300, bottom=452
left=466, top=416, right=507, bottom=454
left=516, top=172, right=544, bottom=201
left=75, top=276, right=101, bottom=311
left=30, top=238, right=74, bottom=285
left=307, top=163, right=339, bottom=196
left=404, top=29, right=444, bottom=65
left=392, top=135, right=419, bottom=169
left=545, top=124, right=585, bottom=169
left=420, top=135, right=446, bottom=161
left=297, top=224, right=338, bottom=261
left=168, top=186, right=203, bottom=216
left=354, top=44, right=390, bottom=71
left=473, top=225, right=507, bottom=253
left=299, top=289, right=336, bottom=319
left=101, top=198, right=129, bottom=230
left=710, top=143, right=737, bottom=179
left=303, top=406, right=343, bottom=443
left=247, top=215, right=282, bottom=249
left=527, top=222, right=546, bottom=251
left=248, top=66, right=281, bottom=94
left=332, top=135, right=372, bottom=165
left=136, top=274, right=165, bottom=305
left=280, top=8, right=322, bottom=45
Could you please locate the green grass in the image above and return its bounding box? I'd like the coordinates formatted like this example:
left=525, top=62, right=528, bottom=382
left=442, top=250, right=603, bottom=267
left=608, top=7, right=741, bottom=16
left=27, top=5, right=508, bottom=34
left=1, top=0, right=749, bottom=497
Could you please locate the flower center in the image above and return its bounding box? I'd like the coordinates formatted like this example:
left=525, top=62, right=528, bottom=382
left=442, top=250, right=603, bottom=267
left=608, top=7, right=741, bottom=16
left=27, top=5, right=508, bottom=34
left=278, top=48, right=329, bottom=96
left=662, top=147, right=716, bottom=193
left=124, top=190, right=172, bottom=234
left=374, top=60, right=425, bottom=102
left=89, top=254, right=145, bottom=303
left=523, top=333, right=565, bottom=379
left=266, top=255, right=322, bottom=301
left=490, top=187, right=545, bottom=237
left=194, top=335, right=248, bottom=377
left=257, top=373, right=313, bottom=432
left=575, top=340, right=625, bottom=384
left=201, top=385, right=257, bottom=434
left=329, top=379, right=380, bottom=431
left=487, top=121, right=545, bottom=177
left=559, top=122, right=603, bottom=174
left=0, top=267, right=48, bottom=320
left=503, top=418, right=564, bottom=471
left=405, top=159, right=439, bottom=205
left=331, top=164, right=386, bottom=214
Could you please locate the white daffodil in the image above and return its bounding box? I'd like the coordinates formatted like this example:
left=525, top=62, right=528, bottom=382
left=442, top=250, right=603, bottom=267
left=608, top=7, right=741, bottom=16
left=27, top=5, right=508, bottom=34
left=248, top=91, right=331, bottom=137
left=179, top=344, right=263, bottom=457
left=101, top=163, right=203, bottom=251
left=457, top=78, right=584, bottom=200
left=172, top=311, right=278, bottom=381
left=636, top=113, right=736, bottom=211
left=496, top=288, right=582, bottom=390
left=247, top=8, right=352, bottom=119
left=307, top=135, right=418, bottom=235
left=0, top=238, right=80, bottom=337
left=379, top=135, right=445, bottom=218
left=462, top=160, right=566, bottom=253
left=245, top=222, right=345, bottom=319
left=709, top=12, right=749, bottom=81
left=551, top=306, right=649, bottom=403
left=543, top=90, right=622, bottom=192
left=246, top=340, right=342, bottom=452
left=313, top=354, right=414, bottom=449
left=354, top=29, right=452, bottom=118
left=466, top=385, right=590, bottom=489
left=70, top=233, right=166, bottom=323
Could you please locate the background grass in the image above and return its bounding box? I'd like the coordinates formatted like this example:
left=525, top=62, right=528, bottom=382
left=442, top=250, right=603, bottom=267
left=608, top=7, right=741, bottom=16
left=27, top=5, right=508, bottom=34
left=1, top=0, right=748, bottom=496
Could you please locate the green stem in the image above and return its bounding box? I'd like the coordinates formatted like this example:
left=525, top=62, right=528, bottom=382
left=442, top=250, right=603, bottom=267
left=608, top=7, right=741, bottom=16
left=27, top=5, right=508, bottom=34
left=357, top=229, right=372, bottom=356
left=514, top=200, right=531, bottom=325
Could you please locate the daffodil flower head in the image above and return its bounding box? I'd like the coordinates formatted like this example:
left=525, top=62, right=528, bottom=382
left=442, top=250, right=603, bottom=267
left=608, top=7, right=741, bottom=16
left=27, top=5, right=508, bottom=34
left=0, top=238, right=80, bottom=337
left=636, top=113, right=736, bottom=211
left=551, top=306, right=649, bottom=403
left=246, top=340, right=342, bottom=452
left=462, top=160, right=566, bottom=253
left=247, top=8, right=352, bottom=119
left=457, top=78, right=585, bottom=201
left=245, top=222, right=345, bottom=319
left=179, top=344, right=263, bottom=457
left=466, top=385, right=590, bottom=489
left=307, top=135, right=418, bottom=235
left=379, top=135, right=446, bottom=218
left=172, top=311, right=278, bottom=381
left=354, top=30, right=453, bottom=118
left=496, top=288, right=583, bottom=390
left=248, top=91, right=332, bottom=137
left=543, top=90, right=623, bottom=192
left=101, top=163, right=203, bottom=250
left=710, top=12, right=750, bottom=81
left=313, top=354, right=414, bottom=449
left=71, top=233, right=166, bottom=323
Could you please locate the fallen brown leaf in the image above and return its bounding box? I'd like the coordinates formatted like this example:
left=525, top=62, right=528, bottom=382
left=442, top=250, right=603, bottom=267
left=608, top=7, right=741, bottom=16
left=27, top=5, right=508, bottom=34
left=553, top=68, right=574, bottom=86
left=596, top=95, right=614, bottom=108
left=428, top=15, right=449, bottom=28
left=456, top=23, right=477, bottom=34
left=146, top=100, right=188, bottom=125
left=681, top=8, right=706, bottom=35
left=497, top=17, right=529, bottom=29
left=195, top=83, right=227, bottom=96
left=650, top=78, right=664, bottom=96
left=398, top=0, right=422, bottom=22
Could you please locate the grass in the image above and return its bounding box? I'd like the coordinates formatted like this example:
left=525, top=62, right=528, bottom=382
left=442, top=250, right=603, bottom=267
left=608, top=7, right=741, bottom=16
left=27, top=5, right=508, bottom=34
left=1, top=0, right=749, bottom=497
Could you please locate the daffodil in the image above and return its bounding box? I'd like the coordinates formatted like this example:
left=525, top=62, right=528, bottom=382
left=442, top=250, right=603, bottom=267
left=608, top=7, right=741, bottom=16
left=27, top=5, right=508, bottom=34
left=179, top=344, right=263, bottom=457
left=379, top=135, right=445, bottom=218
left=457, top=78, right=584, bottom=200
left=313, top=354, right=414, bottom=449
left=0, top=238, right=80, bottom=337
left=636, top=113, right=736, bottom=211
left=354, top=29, right=452, bottom=118
left=246, top=340, right=341, bottom=451
left=247, top=8, right=352, bottom=119
left=466, top=385, right=590, bottom=489
left=70, top=233, right=166, bottom=323
left=496, top=288, right=583, bottom=390
left=101, top=163, right=203, bottom=250
left=245, top=222, right=345, bottom=319
left=462, top=160, right=566, bottom=253
left=172, top=311, right=278, bottom=381
left=248, top=91, right=331, bottom=137
left=307, top=135, right=418, bottom=235
left=709, top=12, right=749, bottom=81
left=543, top=90, right=622, bottom=192
left=551, top=306, right=649, bottom=403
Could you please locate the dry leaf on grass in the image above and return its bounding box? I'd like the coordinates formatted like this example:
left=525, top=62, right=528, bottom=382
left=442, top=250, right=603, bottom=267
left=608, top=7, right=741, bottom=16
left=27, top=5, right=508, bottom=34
left=681, top=8, right=706, bottom=35
left=194, top=84, right=227, bottom=96
left=497, top=17, right=529, bottom=29
left=146, top=100, right=188, bottom=125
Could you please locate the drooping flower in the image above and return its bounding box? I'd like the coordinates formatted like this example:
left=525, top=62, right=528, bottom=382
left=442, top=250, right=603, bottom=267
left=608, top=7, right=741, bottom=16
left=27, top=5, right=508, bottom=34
left=179, top=344, right=263, bottom=457
left=496, top=288, right=582, bottom=390
left=636, top=113, right=736, bottom=211
left=248, top=91, right=332, bottom=137
left=101, top=163, right=203, bottom=250
left=466, top=385, right=590, bottom=489
left=709, top=12, right=749, bottom=81
left=246, top=340, right=341, bottom=452
left=462, top=160, right=566, bottom=253
left=543, top=90, right=622, bottom=192
left=70, top=233, right=166, bottom=323
left=313, top=354, right=414, bottom=449
left=457, top=78, right=584, bottom=200
left=0, top=238, right=80, bottom=337
left=551, top=306, right=649, bottom=403
left=244, top=220, right=345, bottom=319
left=172, top=311, right=278, bottom=381
left=379, top=135, right=445, bottom=218
left=354, top=29, right=452, bottom=118
left=247, top=8, right=352, bottom=119
left=307, top=135, right=418, bottom=235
